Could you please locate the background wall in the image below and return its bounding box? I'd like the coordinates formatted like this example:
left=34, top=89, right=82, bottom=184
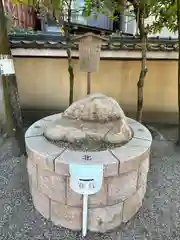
left=13, top=57, right=178, bottom=124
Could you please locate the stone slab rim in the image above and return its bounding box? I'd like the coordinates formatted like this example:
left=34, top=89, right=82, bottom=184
left=25, top=114, right=152, bottom=176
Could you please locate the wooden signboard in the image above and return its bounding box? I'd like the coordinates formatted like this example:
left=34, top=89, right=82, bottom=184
left=75, top=32, right=104, bottom=72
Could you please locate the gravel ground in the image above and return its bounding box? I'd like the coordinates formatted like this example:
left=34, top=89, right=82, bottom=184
left=50, top=137, right=127, bottom=152
left=0, top=126, right=180, bottom=240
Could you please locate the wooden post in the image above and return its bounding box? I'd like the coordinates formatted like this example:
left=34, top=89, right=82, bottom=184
left=0, top=0, right=26, bottom=156
left=75, top=33, right=104, bottom=96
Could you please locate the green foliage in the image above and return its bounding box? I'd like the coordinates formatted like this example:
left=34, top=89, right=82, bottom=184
left=8, top=0, right=179, bottom=35
left=123, top=0, right=178, bottom=35
left=83, top=0, right=92, bottom=16
left=147, top=0, right=177, bottom=34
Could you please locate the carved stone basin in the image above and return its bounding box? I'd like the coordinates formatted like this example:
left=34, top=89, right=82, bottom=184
left=25, top=94, right=152, bottom=233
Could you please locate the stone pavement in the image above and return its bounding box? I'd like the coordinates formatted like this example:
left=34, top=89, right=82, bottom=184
left=0, top=125, right=179, bottom=239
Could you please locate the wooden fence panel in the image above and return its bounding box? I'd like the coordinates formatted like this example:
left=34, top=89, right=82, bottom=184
left=4, top=0, right=35, bottom=28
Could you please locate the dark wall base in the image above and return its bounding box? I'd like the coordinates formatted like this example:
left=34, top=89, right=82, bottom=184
left=22, top=108, right=178, bottom=126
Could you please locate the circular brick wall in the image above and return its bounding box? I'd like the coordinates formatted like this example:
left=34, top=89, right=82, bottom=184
left=25, top=114, right=152, bottom=233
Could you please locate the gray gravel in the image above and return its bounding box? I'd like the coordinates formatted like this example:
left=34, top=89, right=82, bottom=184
left=49, top=137, right=127, bottom=152
left=0, top=126, right=180, bottom=240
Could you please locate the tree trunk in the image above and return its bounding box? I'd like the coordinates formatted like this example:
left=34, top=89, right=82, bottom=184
left=0, top=0, right=26, bottom=156
left=65, top=1, right=74, bottom=106
left=136, top=4, right=148, bottom=123
left=87, top=72, right=91, bottom=95
left=177, top=0, right=180, bottom=145
left=67, top=47, right=74, bottom=106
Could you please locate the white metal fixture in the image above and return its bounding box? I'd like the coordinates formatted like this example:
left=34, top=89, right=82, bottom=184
left=69, top=163, right=103, bottom=237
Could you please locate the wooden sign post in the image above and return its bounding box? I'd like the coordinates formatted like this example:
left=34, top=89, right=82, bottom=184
left=74, top=33, right=105, bottom=95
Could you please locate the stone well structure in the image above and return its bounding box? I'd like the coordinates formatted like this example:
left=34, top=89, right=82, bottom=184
left=25, top=93, right=152, bottom=233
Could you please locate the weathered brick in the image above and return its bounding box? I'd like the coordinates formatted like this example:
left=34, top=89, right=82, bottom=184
left=55, top=149, right=119, bottom=177
left=27, top=158, right=36, bottom=175
left=51, top=201, right=82, bottom=230
left=88, top=202, right=123, bottom=233
left=25, top=119, right=47, bottom=137
left=27, top=158, right=38, bottom=188
left=51, top=200, right=123, bottom=233
left=111, top=137, right=151, bottom=174
left=66, top=178, right=107, bottom=208
left=25, top=114, right=61, bottom=138
left=120, top=155, right=141, bottom=174
left=31, top=187, right=50, bottom=219
left=55, top=160, right=69, bottom=176
left=25, top=136, right=65, bottom=171
left=107, top=171, right=138, bottom=204
left=89, top=182, right=107, bottom=208
left=130, top=121, right=152, bottom=141
left=122, top=186, right=145, bottom=223
left=38, top=169, right=66, bottom=203
left=66, top=177, right=82, bottom=207
left=137, top=157, right=149, bottom=188
left=103, top=162, right=119, bottom=177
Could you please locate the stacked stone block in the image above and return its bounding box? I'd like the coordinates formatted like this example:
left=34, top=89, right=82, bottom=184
left=25, top=114, right=152, bottom=233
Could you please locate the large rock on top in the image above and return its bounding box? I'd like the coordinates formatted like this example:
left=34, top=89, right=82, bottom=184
left=62, top=93, right=126, bottom=122
left=44, top=93, right=132, bottom=145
